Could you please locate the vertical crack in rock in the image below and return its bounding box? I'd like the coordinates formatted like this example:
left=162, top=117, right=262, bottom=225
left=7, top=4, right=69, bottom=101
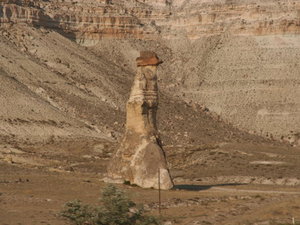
left=107, top=51, right=173, bottom=190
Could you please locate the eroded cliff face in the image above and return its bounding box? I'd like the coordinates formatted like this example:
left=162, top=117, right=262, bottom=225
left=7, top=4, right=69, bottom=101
left=161, top=0, right=300, bottom=39
left=1, top=0, right=299, bottom=42
left=0, top=0, right=162, bottom=45
left=0, top=0, right=299, bottom=144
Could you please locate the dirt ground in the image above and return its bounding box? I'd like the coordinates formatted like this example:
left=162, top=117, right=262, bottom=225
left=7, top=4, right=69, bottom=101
left=1, top=139, right=300, bottom=225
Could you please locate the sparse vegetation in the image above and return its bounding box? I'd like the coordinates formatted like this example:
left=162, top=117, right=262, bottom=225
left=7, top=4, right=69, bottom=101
left=61, top=184, right=161, bottom=225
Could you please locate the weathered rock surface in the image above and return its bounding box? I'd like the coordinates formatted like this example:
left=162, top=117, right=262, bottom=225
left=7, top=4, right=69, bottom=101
left=107, top=52, right=173, bottom=190
left=1, top=0, right=299, bottom=43
left=0, top=0, right=299, bottom=144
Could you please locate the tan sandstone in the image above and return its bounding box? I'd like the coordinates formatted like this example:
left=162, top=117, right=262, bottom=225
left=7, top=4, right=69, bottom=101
left=107, top=51, right=173, bottom=190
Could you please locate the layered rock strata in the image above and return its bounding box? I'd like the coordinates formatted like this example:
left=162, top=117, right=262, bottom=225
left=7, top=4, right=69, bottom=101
left=107, top=52, right=173, bottom=190
left=1, top=0, right=299, bottom=42
left=0, top=0, right=160, bottom=45
left=0, top=0, right=299, bottom=143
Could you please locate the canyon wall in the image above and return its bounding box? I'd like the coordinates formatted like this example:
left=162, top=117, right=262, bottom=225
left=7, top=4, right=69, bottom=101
left=1, top=0, right=299, bottom=42
left=0, top=0, right=299, bottom=144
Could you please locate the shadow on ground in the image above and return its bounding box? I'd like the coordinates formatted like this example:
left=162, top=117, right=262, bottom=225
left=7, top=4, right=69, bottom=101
left=173, top=183, right=245, bottom=191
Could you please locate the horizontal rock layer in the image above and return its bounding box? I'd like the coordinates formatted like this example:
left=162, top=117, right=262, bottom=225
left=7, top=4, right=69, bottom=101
left=1, top=0, right=299, bottom=43
left=0, top=0, right=299, bottom=144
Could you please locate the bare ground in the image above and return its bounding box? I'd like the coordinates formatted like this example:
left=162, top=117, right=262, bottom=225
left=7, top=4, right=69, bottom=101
left=1, top=139, right=300, bottom=225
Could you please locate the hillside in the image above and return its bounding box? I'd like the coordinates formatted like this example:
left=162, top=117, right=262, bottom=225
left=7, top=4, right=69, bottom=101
left=0, top=22, right=270, bottom=147
left=0, top=0, right=299, bottom=145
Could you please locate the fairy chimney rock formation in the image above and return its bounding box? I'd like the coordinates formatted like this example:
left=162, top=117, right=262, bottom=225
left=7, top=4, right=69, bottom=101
left=107, top=51, right=173, bottom=190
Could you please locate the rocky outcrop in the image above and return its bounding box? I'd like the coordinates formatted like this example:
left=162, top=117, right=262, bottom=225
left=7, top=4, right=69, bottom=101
left=107, top=52, right=173, bottom=190
left=0, top=0, right=161, bottom=45
left=157, top=0, right=300, bottom=39
left=1, top=0, right=299, bottom=43
left=0, top=1, right=42, bottom=25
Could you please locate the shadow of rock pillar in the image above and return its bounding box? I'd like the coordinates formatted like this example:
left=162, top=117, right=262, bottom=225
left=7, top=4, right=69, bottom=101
left=106, top=51, right=173, bottom=190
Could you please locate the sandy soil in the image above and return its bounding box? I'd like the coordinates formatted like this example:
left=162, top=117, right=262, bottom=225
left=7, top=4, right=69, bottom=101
left=1, top=139, right=300, bottom=225
left=1, top=161, right=300, bottom=225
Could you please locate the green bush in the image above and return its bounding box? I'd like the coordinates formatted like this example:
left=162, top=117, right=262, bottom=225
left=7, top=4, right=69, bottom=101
left=61, top=184, right=161, bottom=225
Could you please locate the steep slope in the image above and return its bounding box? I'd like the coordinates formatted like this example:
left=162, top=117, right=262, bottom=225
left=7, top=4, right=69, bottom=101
left=0, top=24, right=130, bottom=144
left=0, top=23, right=268, bottom=147
left=91, top=36, right=300, bottom=144
left=157, top=34, right=300, bottom=142
left=0, top=0, right=299, bottom=145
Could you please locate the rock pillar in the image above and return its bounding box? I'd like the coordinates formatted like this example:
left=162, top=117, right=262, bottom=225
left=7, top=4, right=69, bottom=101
left=107, top=51, right=173, bottom=190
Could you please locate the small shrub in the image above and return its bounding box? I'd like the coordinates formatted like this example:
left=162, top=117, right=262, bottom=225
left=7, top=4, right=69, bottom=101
left=61, top=200, right=96, bottom=225
left=61, top=184, right=161, bottom=225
